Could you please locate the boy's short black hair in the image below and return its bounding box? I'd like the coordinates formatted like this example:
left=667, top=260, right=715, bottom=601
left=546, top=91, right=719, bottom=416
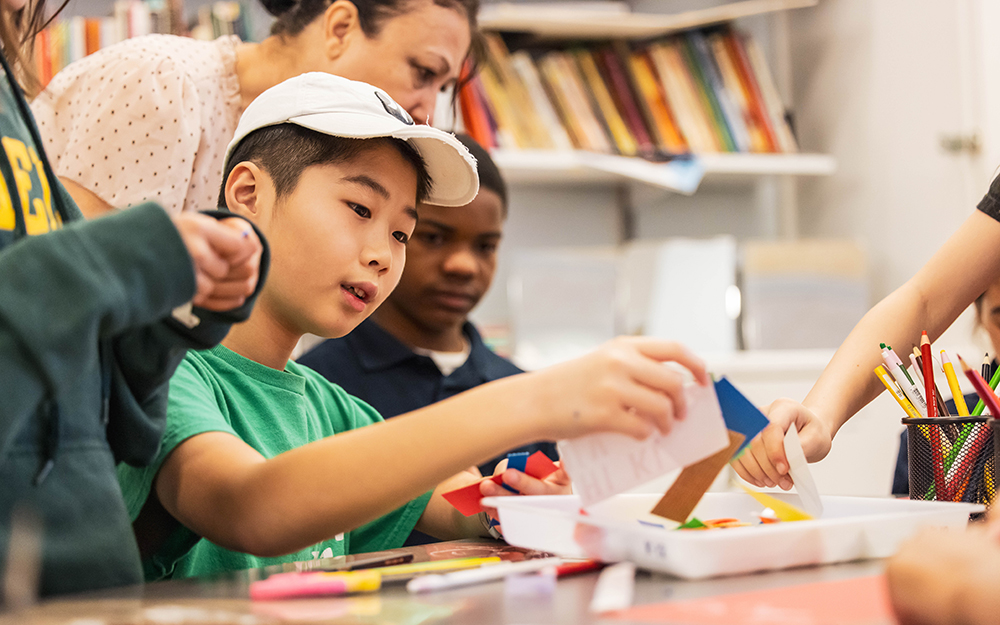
left=218, top=124, right=432, bottom=208
left=454, top=134, right=507, bottom=216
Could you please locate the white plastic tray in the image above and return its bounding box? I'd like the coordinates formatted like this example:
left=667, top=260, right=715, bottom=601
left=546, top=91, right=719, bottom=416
left=482, top=493, right=983, bottom=579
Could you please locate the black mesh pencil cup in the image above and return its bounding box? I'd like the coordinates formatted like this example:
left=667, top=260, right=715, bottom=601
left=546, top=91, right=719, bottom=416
left=903, top=416, right=995, bottom=506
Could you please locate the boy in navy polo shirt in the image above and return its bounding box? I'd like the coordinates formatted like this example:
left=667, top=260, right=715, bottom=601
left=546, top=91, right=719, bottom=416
left=299, top=136, right=556, bottom=477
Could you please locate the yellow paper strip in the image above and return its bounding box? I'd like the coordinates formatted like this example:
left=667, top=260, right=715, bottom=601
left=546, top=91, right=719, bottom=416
left=738, top=483, right=814, bottom=522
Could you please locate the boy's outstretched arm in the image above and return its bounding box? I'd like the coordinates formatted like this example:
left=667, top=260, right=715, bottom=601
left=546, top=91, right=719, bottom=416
left=154, top=337, right=706, bottom=558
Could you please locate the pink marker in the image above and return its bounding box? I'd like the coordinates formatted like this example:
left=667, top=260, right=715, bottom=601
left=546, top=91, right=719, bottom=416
left=250, top=569, right=380, bottom=600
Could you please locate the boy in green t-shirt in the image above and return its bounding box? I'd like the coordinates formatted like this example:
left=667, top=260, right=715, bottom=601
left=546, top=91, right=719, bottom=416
left=118, top=73, right=709, bottom=580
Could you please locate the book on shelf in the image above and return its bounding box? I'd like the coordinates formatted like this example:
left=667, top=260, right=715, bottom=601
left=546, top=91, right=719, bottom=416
left=34, top=0, right=252, bottom=89
left=459, top=25, right=797, bottom=157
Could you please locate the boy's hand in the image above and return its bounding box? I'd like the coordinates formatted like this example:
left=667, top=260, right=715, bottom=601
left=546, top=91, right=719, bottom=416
left=479, top=459, right=573, bottom=535
left=732, top=399, right=832, bottom=490
left=532, top=337, right=709, bottom=442
left=173, top=213, right=262, bottom=311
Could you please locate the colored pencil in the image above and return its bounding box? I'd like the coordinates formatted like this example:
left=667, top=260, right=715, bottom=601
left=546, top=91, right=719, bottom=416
left=940, top=350, right=969, bottom=416
left=920, top=334, right=937, bottom=419
left=957, top=354, right=1000, bottom=423
left=914, top=345, right=950, bottom=417
left=553, top=560, right=604, bottom=578
left=972, top=361, right=1000, bottom=416
left=914, top=336, right=947, bottom=498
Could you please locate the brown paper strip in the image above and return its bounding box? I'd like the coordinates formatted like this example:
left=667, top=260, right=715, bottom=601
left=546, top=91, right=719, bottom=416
left=650, top=430, right=745, bottom=523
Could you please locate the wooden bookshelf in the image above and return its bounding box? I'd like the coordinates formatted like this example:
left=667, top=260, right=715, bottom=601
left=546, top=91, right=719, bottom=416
left=491, top=149, right=836, bottom=189
left=480, top=0, right=818, bottom=41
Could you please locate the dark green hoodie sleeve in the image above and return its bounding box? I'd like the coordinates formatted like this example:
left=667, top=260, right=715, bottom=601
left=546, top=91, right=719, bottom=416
left=0, top=203, right=195, bottom=451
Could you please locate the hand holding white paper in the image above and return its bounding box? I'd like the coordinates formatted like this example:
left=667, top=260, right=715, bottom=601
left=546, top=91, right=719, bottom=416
left=557, top=381, right=729, bottom=508
left=784, top=423, right=823, bottom=517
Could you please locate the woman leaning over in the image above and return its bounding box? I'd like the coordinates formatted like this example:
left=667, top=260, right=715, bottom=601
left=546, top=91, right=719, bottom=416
left=31, top=0, right=476, bottom=218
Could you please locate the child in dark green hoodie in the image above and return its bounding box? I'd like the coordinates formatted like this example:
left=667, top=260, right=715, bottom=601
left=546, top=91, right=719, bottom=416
left=0, top=0, right=267, bottom=596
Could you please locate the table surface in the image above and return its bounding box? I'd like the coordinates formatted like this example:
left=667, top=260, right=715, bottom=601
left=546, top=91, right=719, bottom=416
left=8, top=539, right=890, bottom=625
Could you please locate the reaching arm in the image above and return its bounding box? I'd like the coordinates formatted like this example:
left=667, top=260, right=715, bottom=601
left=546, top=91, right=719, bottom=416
left=154, top=337, right=708, bottom=557
left=735, top=210, right=1000, bottom=488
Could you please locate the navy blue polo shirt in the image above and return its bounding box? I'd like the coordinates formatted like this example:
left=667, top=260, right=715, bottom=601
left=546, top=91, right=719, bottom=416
left=298, top=319, right=558, bottom=476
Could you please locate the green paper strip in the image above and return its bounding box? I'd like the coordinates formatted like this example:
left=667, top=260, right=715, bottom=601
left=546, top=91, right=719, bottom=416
left=676, top=517, right=707, bottom=530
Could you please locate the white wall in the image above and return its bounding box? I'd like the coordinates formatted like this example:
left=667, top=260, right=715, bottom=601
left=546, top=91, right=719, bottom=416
left=791, top=0, right=987, bottom=300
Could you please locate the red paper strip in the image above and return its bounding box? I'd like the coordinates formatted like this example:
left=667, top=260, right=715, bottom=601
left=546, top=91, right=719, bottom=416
left=442, top=475, right=503, bottom=516
left=524, top=450, right=559, bottom=480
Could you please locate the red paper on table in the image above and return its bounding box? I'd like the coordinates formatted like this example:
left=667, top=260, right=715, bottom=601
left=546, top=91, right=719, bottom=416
left=609, top=575, right=894, bottom=625
left=442, top=451, right=559, bottom=516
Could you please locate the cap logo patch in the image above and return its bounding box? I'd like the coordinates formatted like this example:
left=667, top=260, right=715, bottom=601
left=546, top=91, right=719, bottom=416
left=375, top=91, right=413, bottom=125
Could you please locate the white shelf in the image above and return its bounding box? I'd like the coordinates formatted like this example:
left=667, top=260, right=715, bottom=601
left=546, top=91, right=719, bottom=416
left=698, top=153, right=837, bottom=176
left=480, top=0, right=818, bottom=40
left=491, top=149, right=837, bottom=189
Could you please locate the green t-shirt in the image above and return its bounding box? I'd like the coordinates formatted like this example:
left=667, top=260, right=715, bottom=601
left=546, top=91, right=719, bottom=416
left=117, top=345, right=432, bottom=580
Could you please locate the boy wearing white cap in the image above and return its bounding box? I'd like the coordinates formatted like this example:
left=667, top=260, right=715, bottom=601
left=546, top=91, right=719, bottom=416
left=118, top=73, right=708, bottom=580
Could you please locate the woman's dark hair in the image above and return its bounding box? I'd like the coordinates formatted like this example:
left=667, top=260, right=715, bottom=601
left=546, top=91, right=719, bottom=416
left=261, top=0, right=484, bottom=109
left=2, top=0, right=72, bottom=95
left=262, top=0, right=479, bottom=39
left=218, top=124, right=432, bottom=208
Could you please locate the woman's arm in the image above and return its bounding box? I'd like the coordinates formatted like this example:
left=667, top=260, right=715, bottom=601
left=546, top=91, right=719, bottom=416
left=735, top=210, right=1000, bottom=489
left=154, top=337, right=707, bottom=557
left=31, top=52, right=202, bottom=216
left=59, top=178, right=114, bottom=219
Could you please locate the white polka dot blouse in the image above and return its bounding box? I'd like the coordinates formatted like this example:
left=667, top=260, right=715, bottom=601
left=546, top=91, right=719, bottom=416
left=31, top=34, right=242, bottom=215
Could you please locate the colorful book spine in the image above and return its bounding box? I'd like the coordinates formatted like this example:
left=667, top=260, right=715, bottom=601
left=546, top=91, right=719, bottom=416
left=680, top=34, right=736, bottom=152
left=509, top=50, right=574, bottom=151
left=595, top=46, right=655, bottom=155
left=708, top=31, right=766, bottom=153
left=624, top=50, right=687, bottom=153
left=650, top=40, right=720, bottom=152
left=573, top=48, right=638, bottom=156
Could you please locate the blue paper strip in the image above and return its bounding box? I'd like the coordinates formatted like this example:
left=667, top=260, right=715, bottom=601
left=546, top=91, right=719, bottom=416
left=506, top=451, right=529, bottom=474
left=501, top=451, right=530, bottom=494
left=714, top=377, right=770, bottom=456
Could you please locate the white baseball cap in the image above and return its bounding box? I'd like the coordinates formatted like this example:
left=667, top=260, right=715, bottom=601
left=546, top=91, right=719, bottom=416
left=224, top=72, right=479, bottom=207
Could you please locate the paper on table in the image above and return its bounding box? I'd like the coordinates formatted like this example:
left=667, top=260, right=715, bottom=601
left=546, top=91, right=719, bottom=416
left=557, top=381, right=729, bottom=508
left=783, top=424, right=823, bottom=517
left=608, top=575, right=893, bottom=624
